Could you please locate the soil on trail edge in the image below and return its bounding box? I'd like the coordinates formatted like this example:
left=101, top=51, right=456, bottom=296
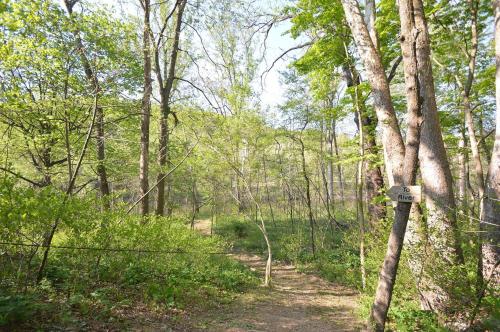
left=191, top=219, right=362, bottom=332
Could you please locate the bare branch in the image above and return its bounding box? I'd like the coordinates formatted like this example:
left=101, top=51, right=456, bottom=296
left=260, top=42, right=313, bottom=86
left=0, top=166, right=43, bottom=187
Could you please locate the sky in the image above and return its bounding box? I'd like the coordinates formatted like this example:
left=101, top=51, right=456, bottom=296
left=77, top=0, right=300, bottom=111
left=73, top=0, right=355, bottom=134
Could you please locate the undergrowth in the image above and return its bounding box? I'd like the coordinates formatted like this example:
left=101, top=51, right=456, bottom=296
left=213, top=212, right=498, bottom=331
left=0, top=179, right=258, bottom=330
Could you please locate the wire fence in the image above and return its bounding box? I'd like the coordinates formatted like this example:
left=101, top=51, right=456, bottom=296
left=0, top=241, right=267, bottom=255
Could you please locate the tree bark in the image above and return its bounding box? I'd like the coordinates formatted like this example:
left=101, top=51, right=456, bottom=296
left=458, top=128, right=468, bottom=207
left=370, top=0, right=423, bottom=325
left=343, top=62, right=386, bottom=225
left=139, top=0, right=152, bottom=216
left=326, top=118, right=336, bottom=208
left=332, top=120, right=346, bottom=204
left=296, top=136, right=316, bottom=257
left=355, top=92, right=367, bottom=290
left=413, top=0, right=464, bottom=267
left=481, top=0, right=500, bottom=286
left=155, top=0, right=187, bottom=215
left=364, top=0, right=379, bottom=50
left=341, top=0, right=406, bottom=184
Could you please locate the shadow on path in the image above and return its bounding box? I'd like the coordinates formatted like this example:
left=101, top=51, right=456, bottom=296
left=190, top=219, right=362, bottom=332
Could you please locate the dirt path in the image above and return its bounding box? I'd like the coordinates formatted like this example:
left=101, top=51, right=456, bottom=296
left=191, top=219, right=362, bottom=332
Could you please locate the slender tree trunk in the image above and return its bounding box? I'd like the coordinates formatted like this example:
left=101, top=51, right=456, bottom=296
left=460, top=0, right=484, bottom=219
left=458, top=128, right=468, bottom=207
left=296, top=136, right=316, bottom=257
left=261, top=221, right=273, bottom=287
left=332, top=121, right=345, bottom=205
left=64, top=0, right=111, bottom=209
left=320, top=119, right=337, bottom=227
left=156, top=116, right=169, bottom=215
left=326, top=118, right=336, bottom=208
left=464, top=98, right=486, bottom=293
left=460, top=1, right=487, bottom=293
left=64, top=112, right=73, bottom=192
left=95, top=108, right=111, bottom=209
left=479, top=110, right=491, bottom=165
left=139, top=0, right=152, bottom=216
left=155, top=0, right=187, bottom=215
left=190, top=174, right=199, bottom=230
left=355, top=95, right=367, bottom=290
left=481, top=0, right=500, bottom=286
left=263, top=156, right=276, bottom=226
left=343, top=61, right=386, bottom=225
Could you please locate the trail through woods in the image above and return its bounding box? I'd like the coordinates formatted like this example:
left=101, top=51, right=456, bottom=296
left=187, top=219, right=362, bottom=332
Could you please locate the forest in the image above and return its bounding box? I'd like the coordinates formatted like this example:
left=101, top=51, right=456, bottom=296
left=0, top=0, right=499, bottom=331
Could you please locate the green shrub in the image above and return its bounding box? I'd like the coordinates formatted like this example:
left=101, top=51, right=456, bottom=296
left=0, top=179, right=259, bottom=328
left=389, top=307, right=446, bottom=332
left=0, top=294, right=36, bottom=327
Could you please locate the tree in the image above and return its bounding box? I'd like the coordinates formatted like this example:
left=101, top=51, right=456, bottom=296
left=139, top=0, right=152, bottom=216
left=64, top=0, right=111, bottom=210
left=370, top=0, right=425, bottom=327
left=342, top=0, right=468, bottom=318
left=153, top=0, right=187, bottom=216
left=482, top=0, right=500, bottom=286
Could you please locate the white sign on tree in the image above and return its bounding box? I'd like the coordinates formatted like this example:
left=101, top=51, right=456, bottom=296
left=387, top=186, right=422, bottom=203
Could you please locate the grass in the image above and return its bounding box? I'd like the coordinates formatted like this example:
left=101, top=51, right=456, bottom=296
left=1, top=212, right=259, bottom=330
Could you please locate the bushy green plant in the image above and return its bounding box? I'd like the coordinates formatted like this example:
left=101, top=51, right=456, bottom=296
left=0, top=294, right=36, bottom=327
left=0, top=178, right=258, bottom=328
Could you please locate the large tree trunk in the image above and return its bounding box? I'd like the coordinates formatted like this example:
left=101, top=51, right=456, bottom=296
left=370, top=0, right=424, bottom=326
left=408, top=0, right=467, bottom=318
left=481, top=0, right=500, bottom=286
left=414, top=0, right=464, bottom=267
left=155, top=0, right=187, bottom=215
left=139, top=0, right=152, bottom=216
left=341, top=0, right=406, bottom=184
